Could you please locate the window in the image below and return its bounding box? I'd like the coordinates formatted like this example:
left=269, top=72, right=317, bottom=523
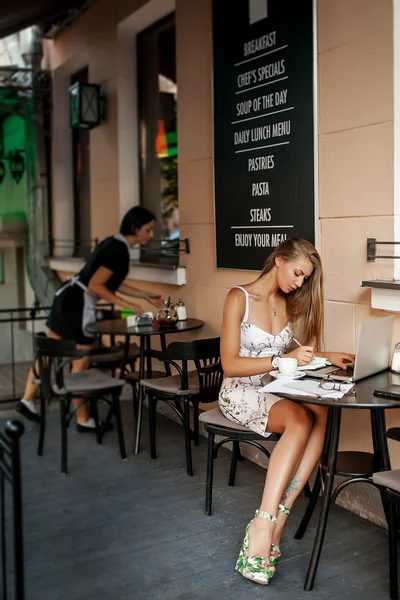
left=137, top=14, right=178, bottom=265
left=71, top=67, right=91, bottom=258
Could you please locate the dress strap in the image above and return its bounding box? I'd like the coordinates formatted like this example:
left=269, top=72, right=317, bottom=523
left=234, top=286, right=249, bottom=322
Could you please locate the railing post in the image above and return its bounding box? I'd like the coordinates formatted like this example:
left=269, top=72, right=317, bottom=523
left=0, top=442, right=5, bottom=600
left=6, top=420, right=25, bottom=600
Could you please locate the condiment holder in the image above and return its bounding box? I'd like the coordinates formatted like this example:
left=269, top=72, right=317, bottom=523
left=156, top=298, right=178, bottom=328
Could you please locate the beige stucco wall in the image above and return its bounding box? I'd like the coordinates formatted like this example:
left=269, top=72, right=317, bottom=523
left=48, top=0, right=400, bottom=523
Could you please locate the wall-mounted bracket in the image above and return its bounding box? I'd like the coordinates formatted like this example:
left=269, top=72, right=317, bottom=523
left=367, top=238, right=400, bottom=261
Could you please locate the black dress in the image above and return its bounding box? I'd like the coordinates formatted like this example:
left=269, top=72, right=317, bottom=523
left=47, top=235, right=130, bottom=344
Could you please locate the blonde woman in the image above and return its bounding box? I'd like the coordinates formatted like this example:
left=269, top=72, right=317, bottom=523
left=219, top=238, right=354, bottom=585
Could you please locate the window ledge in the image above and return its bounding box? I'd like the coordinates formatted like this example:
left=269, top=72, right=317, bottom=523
left=48, top=257, right=186, bottom=286
left=361, top=280, right=400, bottom=312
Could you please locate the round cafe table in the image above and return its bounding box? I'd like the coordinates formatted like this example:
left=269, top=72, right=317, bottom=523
left=262, top=369, right=400, bottom=591
left=86, top=318, right=204, bottom=453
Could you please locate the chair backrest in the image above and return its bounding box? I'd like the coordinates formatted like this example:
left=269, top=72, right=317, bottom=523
left=164, top=337, right=221, bottom=394
left=34, top=335, right=79, bottom=397
left=34, top=335, right=78, bottom=358
left=198, top=361, right=224, bottom=404
left=0, top=420, right=25, bottom=600
left=166, top=337, right=220, bottom=365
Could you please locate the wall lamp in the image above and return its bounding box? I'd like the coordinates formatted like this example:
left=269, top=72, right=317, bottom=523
left=0, top=150, right=26, bottom=185
left=69, top=81, right=106, bottom=130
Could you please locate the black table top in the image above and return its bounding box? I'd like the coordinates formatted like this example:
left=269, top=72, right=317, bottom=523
left=261, top=370, right=400, bottom=409
left=86, top=318, right=204, bottom=337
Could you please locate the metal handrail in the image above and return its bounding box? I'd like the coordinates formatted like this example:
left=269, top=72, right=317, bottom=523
left=0, top=302, right=115, bottom=404
left=367, top=238, right=400, bottom=261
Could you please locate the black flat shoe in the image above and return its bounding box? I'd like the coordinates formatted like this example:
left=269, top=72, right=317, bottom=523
left=16, top=401, right=40, bottom=423
left=76, top=421, right=114, bottom=434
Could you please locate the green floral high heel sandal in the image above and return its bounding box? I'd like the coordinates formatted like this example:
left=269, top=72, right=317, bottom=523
left=235, top=509, right=277, bottom=585
left=270, top=504, right=291, bottom=566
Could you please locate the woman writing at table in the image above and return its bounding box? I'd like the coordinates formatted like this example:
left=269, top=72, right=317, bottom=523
left=219, top=237, right=354, bottom=585
left=17, top=206, right=163, bottom=431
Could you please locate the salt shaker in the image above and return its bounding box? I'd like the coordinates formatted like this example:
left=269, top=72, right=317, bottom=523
left=176, top=300, right=187, bottom=320
left=392, top=342, right=400, bottom=372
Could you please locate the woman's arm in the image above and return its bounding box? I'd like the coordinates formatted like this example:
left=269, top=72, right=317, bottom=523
left=87, top=267, right=144, bottom=313
left=221, top=290, right=279, bottom=377
left=117, top=283, right=163, bottom=308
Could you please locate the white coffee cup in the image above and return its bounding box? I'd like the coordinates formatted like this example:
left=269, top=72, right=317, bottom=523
left=277, top=357, right=298, bottom=375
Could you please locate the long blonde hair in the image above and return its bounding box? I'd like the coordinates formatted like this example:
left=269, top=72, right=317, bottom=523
left=260, top=238, right=324, bottom=351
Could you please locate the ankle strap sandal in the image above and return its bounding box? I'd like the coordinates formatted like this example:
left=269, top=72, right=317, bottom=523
left=254, top=509, right=277, bottom=523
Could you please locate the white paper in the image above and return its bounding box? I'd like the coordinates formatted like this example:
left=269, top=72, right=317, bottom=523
left=297, top=357, right=329, bottom=371
left=126, top=315, right=137, bottom=327
left=260, top=378, right=354, bottom=400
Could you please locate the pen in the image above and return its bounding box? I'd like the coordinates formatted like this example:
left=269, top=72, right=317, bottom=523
left=292, top=337, right=302, bottom=347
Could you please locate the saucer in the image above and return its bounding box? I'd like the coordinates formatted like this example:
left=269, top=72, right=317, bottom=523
left=270, top=370, right=306, bottom=380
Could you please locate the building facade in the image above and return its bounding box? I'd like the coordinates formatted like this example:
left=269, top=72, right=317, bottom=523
left=45, top=0, right=397, bottom=523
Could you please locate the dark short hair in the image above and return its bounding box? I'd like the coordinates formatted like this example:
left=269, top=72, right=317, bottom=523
left=119, top=207, right=156, bottom=235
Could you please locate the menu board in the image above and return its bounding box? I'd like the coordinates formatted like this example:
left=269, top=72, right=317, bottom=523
left=212, top=0, right=315, bottom=270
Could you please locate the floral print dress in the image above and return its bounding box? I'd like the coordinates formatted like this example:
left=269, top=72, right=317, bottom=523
left=218, top=286, right=292, bottom=437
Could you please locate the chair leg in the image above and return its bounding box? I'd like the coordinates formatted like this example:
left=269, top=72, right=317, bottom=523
left=193, top=400, right=200, bottom=446
left=183, top=399, right=193, bottom=476
left=135, top=387, right=146, bottom=455
left=113, top=393, right=127, bottom=461
left=205, top=431, right=215, bottom=516
left=294, top=468, right=322, bottom=540
left=304, top=480, right=312, bottom=498
left=91, top=399, right=102, bottom=445
left=131, top=384, right=139, bottom=420
left=388, top=500, right=399, bottom=600
left=37, top=387, right=46, bottom=456
left=148, top=394, right=157, bottom=460
left=228, top=441, right=240, bottom=486
left=60, top=397, right=68, bottom=475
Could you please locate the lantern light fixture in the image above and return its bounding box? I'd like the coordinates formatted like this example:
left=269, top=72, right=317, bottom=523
left=0, top=150, right=26, bottom=185
left=9, top=151, right=25, bottom=184
left=69, top=81, right=105, bottom=130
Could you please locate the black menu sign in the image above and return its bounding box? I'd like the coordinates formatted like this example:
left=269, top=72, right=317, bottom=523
left=213, top=0, right=315, bottom=270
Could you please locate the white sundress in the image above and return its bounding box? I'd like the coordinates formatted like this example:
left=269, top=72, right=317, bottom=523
left=218, top=286, right=292, bottom=437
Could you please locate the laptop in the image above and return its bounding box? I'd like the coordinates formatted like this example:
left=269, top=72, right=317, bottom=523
left=304, top=316, right=394, bottom=383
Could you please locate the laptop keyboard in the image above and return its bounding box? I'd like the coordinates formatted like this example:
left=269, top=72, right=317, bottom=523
left=333, top=366, right=354, bottom=378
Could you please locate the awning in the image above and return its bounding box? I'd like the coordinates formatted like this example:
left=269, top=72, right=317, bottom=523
left=0, top=0, right=89, bottom=39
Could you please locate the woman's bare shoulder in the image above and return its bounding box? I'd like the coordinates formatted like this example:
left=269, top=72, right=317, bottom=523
left=226, top=286, right=248, bottom=302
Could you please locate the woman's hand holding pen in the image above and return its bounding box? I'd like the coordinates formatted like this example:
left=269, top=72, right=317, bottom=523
left=285, top=346, right=314, bottom=365
left=285, top=337, right=314, bottom=366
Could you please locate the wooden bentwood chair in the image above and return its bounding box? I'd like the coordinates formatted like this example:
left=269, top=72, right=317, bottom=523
left=139, top=337, right=221, bottom=476
left=35, top=334, right=127, bottom=474
left=373, top=427, right=400, bottom=599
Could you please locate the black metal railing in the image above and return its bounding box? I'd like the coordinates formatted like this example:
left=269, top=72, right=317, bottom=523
left=0, top=419, right=25, bottom=600
left=139, top=237, right=190, bottom=267
left=0, top=303, right=117, bottom=405
left=0, top=306, right=51, bottom=404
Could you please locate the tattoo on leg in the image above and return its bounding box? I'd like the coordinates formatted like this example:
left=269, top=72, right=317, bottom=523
left=281, top=470, right=300, bottom=505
